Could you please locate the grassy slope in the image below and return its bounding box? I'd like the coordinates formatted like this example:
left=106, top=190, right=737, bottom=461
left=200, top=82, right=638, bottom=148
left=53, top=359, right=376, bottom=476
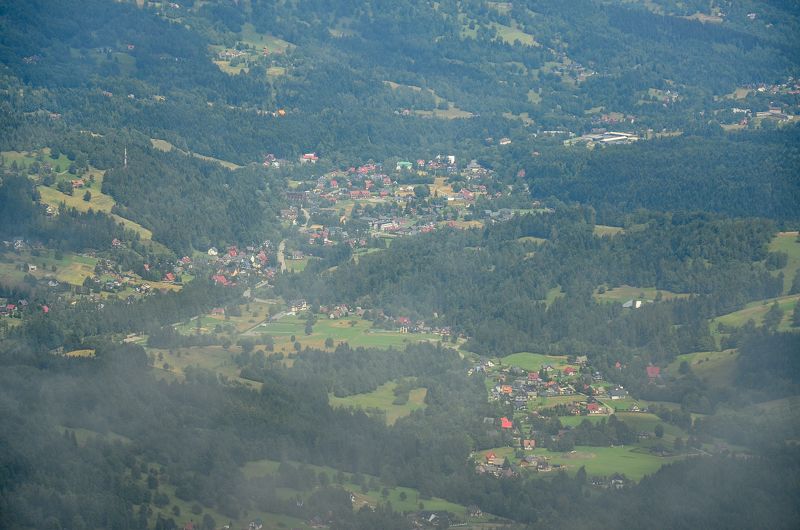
left=241, top=458, right=486, bottom=520
left=150, top=138, right=243, bottom=170
left=769, top=232, right=800, bottom=295
left=328, top=380, right=428, bottom=425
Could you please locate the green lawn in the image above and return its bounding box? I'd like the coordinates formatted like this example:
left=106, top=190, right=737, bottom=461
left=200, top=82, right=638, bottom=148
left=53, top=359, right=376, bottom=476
left=501, top=352, right=569, bottom=372
left=262, top=314, right=442, bottom=352
left=541, top=445, right=683, bottom=481
left=328, top=380, right=427, bottom=425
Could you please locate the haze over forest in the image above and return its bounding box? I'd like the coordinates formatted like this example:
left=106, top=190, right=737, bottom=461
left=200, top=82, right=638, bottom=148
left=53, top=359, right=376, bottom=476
left=0, top=0, right=799, bottom=529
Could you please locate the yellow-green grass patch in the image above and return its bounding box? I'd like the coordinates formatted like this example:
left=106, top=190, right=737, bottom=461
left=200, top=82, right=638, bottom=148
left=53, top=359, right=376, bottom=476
left=149, top=138, right=243, bottom=169
left=768, top=232, right=800, bottom=295
left=714, top=293, right=800, bottom=329
left=64, top=349, right=96, bottom=358
left=593, top=285, right=688, bottom=304
left=593, top=225, right=624, bottom=237
left=239, top=22, right=292, bottom=52
left=545, top=285, right=564, bottom=306
left=527, top=88, right=542, bottom=104
left=328, top=380, right=428, bottom=425
left=689, top=350, right=739, bottom=386
left=149, top=344, right=263, bottom=389
left=541, top=445, right=683, bottom=481
left=501, top=352, right=569, bottom=372
left=56, top=425, right=131, bottom=446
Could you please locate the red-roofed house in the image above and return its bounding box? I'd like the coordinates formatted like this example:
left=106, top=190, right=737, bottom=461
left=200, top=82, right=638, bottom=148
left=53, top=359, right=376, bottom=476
left=43, top=305, right=49, bottom=313
left=163, top=273, right=174, bottom=283
left=647, top=366, right=660, bottom=378
left=564, top=367, right=576, bottom=376
left=587, top=403, right=600, bottom=414
left=501, top=417, right=513, bottom=429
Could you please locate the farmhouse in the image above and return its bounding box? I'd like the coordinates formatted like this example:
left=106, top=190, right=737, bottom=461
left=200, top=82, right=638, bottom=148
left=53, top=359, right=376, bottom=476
left=466, top=505, right=482, bottom=517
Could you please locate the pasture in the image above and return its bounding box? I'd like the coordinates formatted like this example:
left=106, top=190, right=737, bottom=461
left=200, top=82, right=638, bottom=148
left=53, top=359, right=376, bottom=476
left=150, top=344, right=262, bottom=389
left=2, top=148, right=158, bottom=241
left=328, top=380, right=428, bottom=425
left=713, top=293, right=800, bottom=330
left=501, top=352, right=569, bottom=372
left=768, top=232, right=800, bottom=295
left=542, top=445, right=682, bottom=481
left=258, top=313, right=442, bottom=352
left=0, top=248, right=99, bottom=287
left=593, top=284, right=688, bottom=304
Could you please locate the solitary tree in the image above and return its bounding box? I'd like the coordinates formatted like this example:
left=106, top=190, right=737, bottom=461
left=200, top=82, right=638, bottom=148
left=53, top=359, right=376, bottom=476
left=655, top=424, right=664, bottom=439
left=83, top=190, right=92, bottom=202
left=325, top=337, right=334, bottom=348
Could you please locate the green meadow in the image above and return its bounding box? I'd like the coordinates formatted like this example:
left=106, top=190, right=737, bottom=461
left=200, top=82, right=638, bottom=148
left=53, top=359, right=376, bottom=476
left=328, top=380, right=428, bottom=425
left=768, top=232, right=800, bottom=295
left=501, top=352, right=570, bottom=372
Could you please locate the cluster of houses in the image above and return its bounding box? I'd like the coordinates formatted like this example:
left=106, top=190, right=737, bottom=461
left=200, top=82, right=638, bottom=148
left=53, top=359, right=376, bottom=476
left=207, top=242, right=276, bottom=283
left=477, top=361, right=577, bottom=408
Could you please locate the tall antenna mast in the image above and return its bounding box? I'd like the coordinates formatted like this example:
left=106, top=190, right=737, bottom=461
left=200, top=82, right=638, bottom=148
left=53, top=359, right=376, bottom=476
left=124, top=147, right=127, bottom=168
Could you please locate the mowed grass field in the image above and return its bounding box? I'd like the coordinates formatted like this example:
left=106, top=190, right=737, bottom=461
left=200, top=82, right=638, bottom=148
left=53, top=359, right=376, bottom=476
left=501, top=352, right=569, bottom=372
left=258, top=314, right=442, bottom=352
left=541, top=445, right=683, bottom=481
left=328, top=380, right=428, bottom=425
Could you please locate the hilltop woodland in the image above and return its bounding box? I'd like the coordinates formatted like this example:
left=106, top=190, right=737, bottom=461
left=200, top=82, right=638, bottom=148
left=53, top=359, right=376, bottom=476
left=1, top=0, right=800, bottom=528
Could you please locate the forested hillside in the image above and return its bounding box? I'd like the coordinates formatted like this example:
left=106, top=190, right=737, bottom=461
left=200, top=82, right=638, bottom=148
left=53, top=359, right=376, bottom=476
left=1, top=0, right=800, bottom=529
